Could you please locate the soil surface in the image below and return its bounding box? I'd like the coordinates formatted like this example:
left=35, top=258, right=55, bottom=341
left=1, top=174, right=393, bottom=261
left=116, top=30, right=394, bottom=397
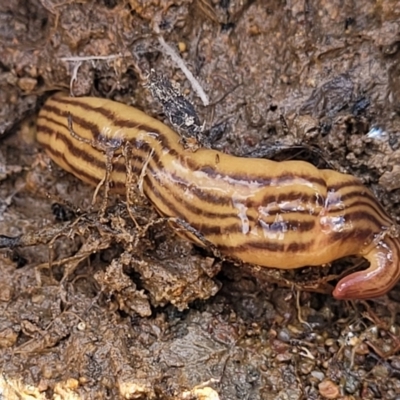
left=1, top=0, right=400, bottom=399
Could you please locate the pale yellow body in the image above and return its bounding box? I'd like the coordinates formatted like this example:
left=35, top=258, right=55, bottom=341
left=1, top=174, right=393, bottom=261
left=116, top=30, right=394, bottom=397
left=36, top=93, right=400, bottom=299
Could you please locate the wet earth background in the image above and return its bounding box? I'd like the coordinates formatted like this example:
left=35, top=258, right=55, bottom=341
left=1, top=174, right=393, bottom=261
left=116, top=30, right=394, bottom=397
left=1, top=0, right=400, bottom=398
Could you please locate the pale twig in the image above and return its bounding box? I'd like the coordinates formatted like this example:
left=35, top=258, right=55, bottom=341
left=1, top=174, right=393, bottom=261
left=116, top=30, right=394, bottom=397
left=138, top=149, right=154, bottom=196
left=60, top=54, right=122, bottom=62
left=156, top=34, right=209, bottom=106
left=69, top=62, right=82, bottom=94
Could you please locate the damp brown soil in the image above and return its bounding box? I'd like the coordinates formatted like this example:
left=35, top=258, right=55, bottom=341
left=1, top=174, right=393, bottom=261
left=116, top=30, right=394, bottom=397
left=1, top=1, right=400, bottom=399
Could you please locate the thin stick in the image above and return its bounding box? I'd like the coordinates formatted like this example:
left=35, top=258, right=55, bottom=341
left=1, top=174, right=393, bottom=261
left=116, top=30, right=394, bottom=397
left=60, top=54, right=122, bottom=62
left=156, top=34, right=209, bottom=106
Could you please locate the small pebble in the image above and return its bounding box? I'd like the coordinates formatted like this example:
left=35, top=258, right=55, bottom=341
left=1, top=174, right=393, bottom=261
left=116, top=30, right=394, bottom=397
left=178, top=41, right=186, bottom=53
left=371, top=364, right=390, bottom=379
left=277, top=328, right=291, bottom=342
left=311, top=370, right=325, bottom=381
left=17, top=77, right=37, bottom=92
left=0, top=328, right=18, bottom=348
left=318, top=379, right=340, bottom=399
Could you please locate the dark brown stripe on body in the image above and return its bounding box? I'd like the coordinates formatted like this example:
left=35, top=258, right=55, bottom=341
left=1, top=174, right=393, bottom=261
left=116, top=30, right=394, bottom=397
left=145, top=159, right=320, bottom=224
left=185, top=160, right=327, bottom=188
left=328, top=179, right=366, bottom=192
left=327, top=203, right=392, bottom=228
left=217, top=239, right=313, bottom=255
left=166, top=170, right=325, bottom=215
left=186, top=218, right=316, bottom=237
left=47, top=96, right=181, bottom=159
left=38, top=123, right=105, bottom=169
left=45, top=97, right=329, bottom=189
left=49, top=95, right=165, bottom=136
left=42, top=104, right=105, bottom=141
left=327, top=191, right=391, bottom=224
left=329, top=227, right=374, bottom=245
left=37, top=121, right=152, bottom=176
left=40, top=141, right=102, bottom=186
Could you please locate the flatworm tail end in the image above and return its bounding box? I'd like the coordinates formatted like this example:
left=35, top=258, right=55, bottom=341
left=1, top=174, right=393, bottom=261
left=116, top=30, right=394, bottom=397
left=333, top=235, right=400, bottom=299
